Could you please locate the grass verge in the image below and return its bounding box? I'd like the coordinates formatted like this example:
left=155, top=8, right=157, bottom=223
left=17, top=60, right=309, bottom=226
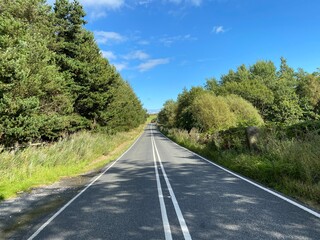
left=161, top=127, right=320, bottom=211
left=0, top=124, right=146, bottom=200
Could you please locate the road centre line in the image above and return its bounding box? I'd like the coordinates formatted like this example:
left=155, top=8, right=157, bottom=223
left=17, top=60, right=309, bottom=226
left=151, top=127, right=192, bottom=240
left=151, top=128, right=173, bottom=240
left=157, top=128, right=320, bottom=219
left=27, top=132, right=144, bottom=240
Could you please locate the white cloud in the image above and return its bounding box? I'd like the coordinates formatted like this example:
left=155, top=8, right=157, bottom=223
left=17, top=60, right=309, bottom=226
left=189, top=0, right=202, bottom=6
left=101, top=50, right=117, bottom=60
left=138, top=58, right=170, bottom=72
left=138, top=0, right=154, bottom=6
left=94, top=31, right=125, bottom=44
left=167, top=0, right=202, bottom=6
left=46, top=1, right=123, bottom=20
left=113, top=62, right=128, bottom=71
left=160, top=34, right=197, bottom=46
left=81, top=0, right=124, bottom=9
left=124, top=50, right=149, bottom=60
left=137, top=40, right=150, bottom=45
left=212, top=26, right=227, bottom=34
left=89, top=10, right=107, bottom=19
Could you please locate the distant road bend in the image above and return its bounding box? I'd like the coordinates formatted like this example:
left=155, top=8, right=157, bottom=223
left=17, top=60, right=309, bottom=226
left=26, top=124, right=320, bottom=239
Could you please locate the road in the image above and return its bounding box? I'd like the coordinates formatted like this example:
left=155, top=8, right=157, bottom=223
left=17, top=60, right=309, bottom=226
left=24, top=124, right=320, bottom=239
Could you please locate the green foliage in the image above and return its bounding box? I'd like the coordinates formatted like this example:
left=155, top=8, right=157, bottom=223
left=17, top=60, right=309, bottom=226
left=218, top=79, right=274, bottom=117
left=0, top=124, right=145, bottom=200
left=158, top=57, right=320, bottom=209
left=204, top=77, right=219, bottom=93
left=284, top=120, right=320, bottom=139
left=158, top=100, right=177, bottom=128
left=0, top=0, right=146, bottom=146
left=0, top=0, right=77, bottom=145
left=249, top=60, right=277, bottom=88
left=166, top=88, right=263, bottom=133
left=224, top=94, right=264, bottom=127
left=191, top=92, right=236, bottom=132
left=175, top=87, right=205, bottom=132
left=104, top=81, right=147, bottom=132
left=52, top=0, right=146, bottom=131
left=268, top=58, right=303, bottom=124
left=159, top=56, right=320, bottom=209
left=162, top=126, right=320, bottom=209
left=296, top=69, right=320, bottom=119
left=206, top=58, right=316, bottom=124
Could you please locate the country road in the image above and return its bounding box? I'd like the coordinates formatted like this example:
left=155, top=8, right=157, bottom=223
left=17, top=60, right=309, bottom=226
left=19, top=124, right=320, bottom=239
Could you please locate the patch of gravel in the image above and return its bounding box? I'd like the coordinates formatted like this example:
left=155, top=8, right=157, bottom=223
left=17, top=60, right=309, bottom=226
left=0, top=169, right=101, bottom=239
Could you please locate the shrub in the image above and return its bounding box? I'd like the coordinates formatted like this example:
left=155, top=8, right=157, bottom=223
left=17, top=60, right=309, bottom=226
left=224, top=94, right=264, bottom=127
left=191, top=92, right=236, bottom=133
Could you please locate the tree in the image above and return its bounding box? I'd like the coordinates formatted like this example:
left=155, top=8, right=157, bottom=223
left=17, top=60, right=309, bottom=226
left=268, top=58, right=303, bottom=124
left=219, top=79, right=274, bottom=118
left=0, top=0, right=146, bottom=145
left=0, top=0, right=77, bottom=145
left=296, top=69, right=320, bottom=119
left=175, top=87, right=205, bottom=132
left=210, top=59, right=306, bottom=124
left=104, top=80, right=146, bottom=132
left=250, top=60, right=277, bottom=88
left=158, top=100, right=177, bottom=128
left=204, top=77, right=219, bottom=93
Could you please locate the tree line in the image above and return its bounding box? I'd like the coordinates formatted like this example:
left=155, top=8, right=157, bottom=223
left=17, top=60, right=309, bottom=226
left=158, top=58, right=320, bottom=132
left=0, top=0, right=147, bottom=146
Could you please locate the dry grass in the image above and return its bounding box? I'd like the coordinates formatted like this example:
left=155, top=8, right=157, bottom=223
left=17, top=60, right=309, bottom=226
left=163, top=127, right=320, bottom=210
left=0, top=124, right=145, bottom=200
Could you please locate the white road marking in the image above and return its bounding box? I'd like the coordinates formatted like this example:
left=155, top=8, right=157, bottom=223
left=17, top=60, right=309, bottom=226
left=27, top=133, right=144, bottom=240
left=151, top=127, right=192, bottom=240
left=157, top=128, right=320, bottom=219
left=151, top=129, right=173, bottom=240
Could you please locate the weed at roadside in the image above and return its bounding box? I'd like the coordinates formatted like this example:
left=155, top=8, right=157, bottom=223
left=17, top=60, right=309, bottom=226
left=0, top=125, right=145, bottom=200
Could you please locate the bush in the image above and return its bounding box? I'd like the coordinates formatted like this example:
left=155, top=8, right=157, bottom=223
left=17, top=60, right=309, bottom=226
left=191, top=92, right=237, bottom=132
left=285, top=120, right=320, bottom=139
left=224, top=94, right=264, bottom=127
left=214, top=127, right=248, bottom=151
left=190, top=92, right=264, bottom=134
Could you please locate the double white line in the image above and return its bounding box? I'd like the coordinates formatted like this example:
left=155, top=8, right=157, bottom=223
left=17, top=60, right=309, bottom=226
left=151, top=127, right=192, bottom=240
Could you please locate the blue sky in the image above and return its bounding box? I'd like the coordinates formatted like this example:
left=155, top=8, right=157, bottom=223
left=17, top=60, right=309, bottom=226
left=48, top=0, right=320, bottom=112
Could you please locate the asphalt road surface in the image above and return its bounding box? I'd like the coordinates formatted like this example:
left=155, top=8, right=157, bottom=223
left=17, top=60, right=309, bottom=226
left=24, top=124, right=320, bottom=239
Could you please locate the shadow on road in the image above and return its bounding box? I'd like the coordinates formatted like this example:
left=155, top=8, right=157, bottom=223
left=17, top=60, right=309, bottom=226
left=151, top=129, right=320, bottom=240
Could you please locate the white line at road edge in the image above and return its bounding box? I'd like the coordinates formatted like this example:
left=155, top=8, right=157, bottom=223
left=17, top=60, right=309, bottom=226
left=151, top=128, right=173, bottom=240
left=151, top=127, right=192, bottom=240
left=27, top=132, right=145, bottom=240
left=157, top=127, right=320, bottom=219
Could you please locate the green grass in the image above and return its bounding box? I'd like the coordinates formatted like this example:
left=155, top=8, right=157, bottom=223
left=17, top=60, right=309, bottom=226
left=147, top=114, right=157, bottom=123
left=162, top=128, right=320, bottom=211
left=0, top=125, right=145, bottom=200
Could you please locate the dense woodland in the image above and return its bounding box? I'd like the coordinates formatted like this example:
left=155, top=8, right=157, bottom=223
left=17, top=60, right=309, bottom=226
left=159, top=58, right=320, bottom=131
left=0, top=0, right=147, bottom=147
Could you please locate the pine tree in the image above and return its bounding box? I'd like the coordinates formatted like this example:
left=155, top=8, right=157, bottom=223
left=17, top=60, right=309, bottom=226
left=0, top=0, right=77, bottom=145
